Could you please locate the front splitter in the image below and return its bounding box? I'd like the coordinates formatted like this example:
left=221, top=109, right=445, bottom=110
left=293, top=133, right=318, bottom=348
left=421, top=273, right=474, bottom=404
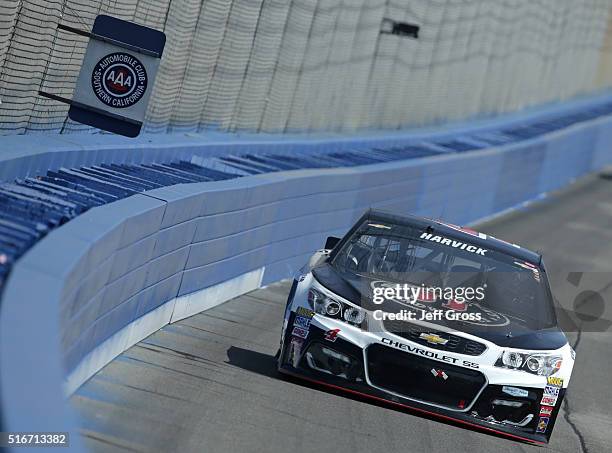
left=278, top=364, right=548, bottom=446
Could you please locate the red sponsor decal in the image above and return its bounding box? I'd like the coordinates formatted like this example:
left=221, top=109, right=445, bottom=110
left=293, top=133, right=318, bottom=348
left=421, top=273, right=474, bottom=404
left=540, top=406, right=554, bottom=417
left=440, top=221, right=481, bottom=237
left=442, top=299, right=467, bottom=311
left=458, top=227, right=478, bottom=236
left=324, top=328, right=341, bottom=342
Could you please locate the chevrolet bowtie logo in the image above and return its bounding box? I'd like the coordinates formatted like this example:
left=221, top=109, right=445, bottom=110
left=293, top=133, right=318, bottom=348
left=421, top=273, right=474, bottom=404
left=419, top=332, right=449, bottom=345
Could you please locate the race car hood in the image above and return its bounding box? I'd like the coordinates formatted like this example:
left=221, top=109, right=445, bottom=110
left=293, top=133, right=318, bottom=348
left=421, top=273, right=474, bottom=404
left=311, top=262, right=567, bottom=350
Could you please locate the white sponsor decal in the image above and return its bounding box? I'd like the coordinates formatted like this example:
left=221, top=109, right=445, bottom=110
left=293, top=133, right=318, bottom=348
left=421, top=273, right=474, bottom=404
left=502, top=386, right=529, bottom=398
left=419, top=233, right=487, bottom=255
left=543, top=385, right=560, bottom=397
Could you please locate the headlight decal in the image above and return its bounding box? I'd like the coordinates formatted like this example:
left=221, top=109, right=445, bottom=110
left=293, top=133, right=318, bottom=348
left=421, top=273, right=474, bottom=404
left=495, top=350, right=563, bottom=377
left=307, top=287, right=367, bottom=328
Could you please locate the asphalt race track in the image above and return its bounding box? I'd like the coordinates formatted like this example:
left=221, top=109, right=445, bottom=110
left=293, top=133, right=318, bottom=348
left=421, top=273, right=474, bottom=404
left=71, top=170, right=612, bottom=453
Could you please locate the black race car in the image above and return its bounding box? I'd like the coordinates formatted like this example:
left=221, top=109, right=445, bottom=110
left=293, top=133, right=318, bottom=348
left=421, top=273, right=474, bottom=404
left=278, top=210, right=574, bottom=445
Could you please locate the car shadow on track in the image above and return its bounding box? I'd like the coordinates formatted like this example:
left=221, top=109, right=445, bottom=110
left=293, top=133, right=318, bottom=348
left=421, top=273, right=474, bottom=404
left=226, top=345, right=280, bottom=379
left=225, top=346, right=539, bottom=447
left=599, top=169, right=612, bottom=180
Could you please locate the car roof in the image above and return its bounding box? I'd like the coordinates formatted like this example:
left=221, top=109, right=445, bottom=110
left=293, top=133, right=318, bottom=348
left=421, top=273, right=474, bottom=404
left=362, top=209, right=542, bottom=265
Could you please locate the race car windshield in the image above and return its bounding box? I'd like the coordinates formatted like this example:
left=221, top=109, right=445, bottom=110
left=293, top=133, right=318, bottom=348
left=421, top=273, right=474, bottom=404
left=331, top=221, right=556, bottom=330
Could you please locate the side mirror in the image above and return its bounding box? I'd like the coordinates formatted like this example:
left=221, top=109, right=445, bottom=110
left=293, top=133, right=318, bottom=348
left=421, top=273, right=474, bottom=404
left=325, top=236, right=341, bottom=250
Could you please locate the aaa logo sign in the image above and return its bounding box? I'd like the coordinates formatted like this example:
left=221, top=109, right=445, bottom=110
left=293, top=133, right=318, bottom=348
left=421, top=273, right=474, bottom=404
left=91, top=52, right=147, bottom=108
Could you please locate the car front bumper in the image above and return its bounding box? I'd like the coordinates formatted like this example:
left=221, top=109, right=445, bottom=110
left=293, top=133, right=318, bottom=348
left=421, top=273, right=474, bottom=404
left=279, top=309, right=564, bottom=445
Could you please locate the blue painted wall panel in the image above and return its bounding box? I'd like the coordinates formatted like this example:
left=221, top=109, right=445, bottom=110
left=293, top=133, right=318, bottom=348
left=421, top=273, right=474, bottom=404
left=115, top=196, right=166, bottom=248
left=135, top=273, right=183, bottom=319
left=152, top=219, right=198, bottom=259
left=90, top=297, right=139, bottom=351
left=100, top=265, right=149, bottom=316
left=493, top=142, right=547, bottom=212
left=145, top=246, right=190, bottom=288
left=108, top=235, right=158, bottom=283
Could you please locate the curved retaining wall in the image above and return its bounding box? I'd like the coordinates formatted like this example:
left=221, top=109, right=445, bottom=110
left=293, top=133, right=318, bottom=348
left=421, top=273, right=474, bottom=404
left=1, top=110, right=612, bottom=451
